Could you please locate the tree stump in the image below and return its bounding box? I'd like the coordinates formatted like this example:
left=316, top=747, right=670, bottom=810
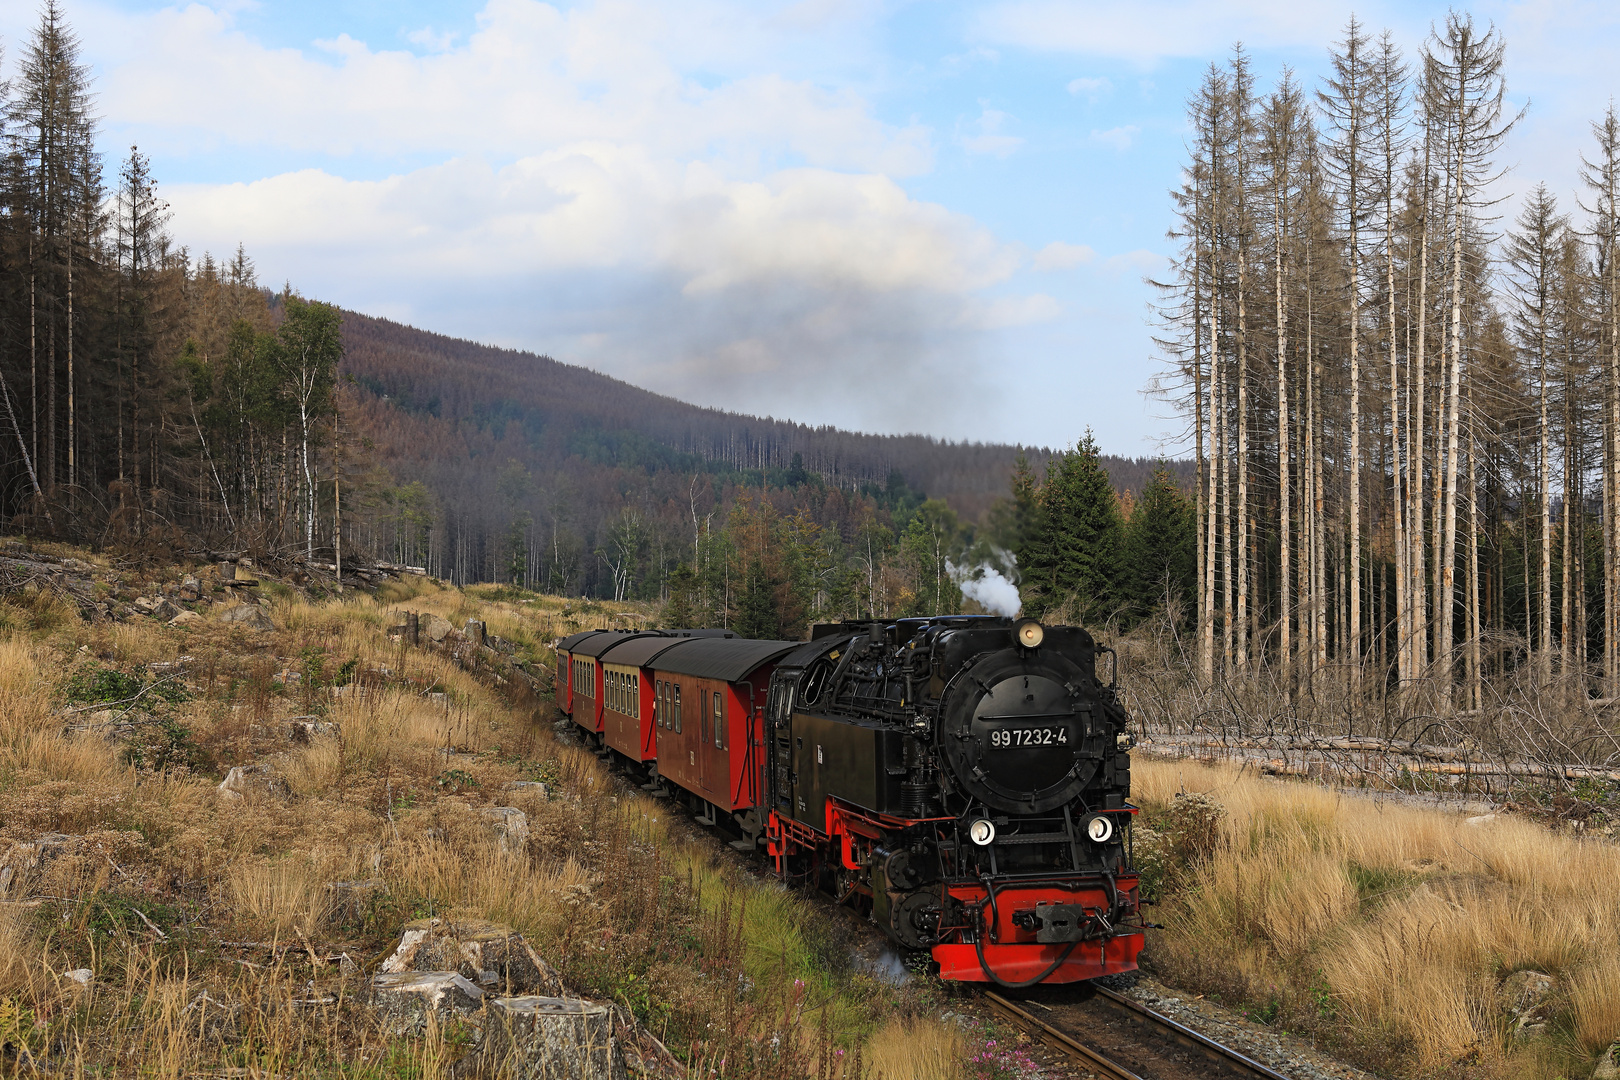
left=369, top=971, right=484, bottom=1035
left=483, top=997, right=614, bottom=1080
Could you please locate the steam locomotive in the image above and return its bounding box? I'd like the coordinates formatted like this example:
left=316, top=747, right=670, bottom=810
left=555, top=615, right=1144, bottom=987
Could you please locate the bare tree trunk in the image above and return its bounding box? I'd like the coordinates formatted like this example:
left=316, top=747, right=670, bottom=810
left=1466, top=387, right=1482, bottom=709
left=1275, top=180, right=1292, bottom=693
left=1412, top=146, right=1433, bottom=683
left=1236, top=240, right=1251, bottom=673
left=1196, top=209, right=1211, bottom=683
left=1540, top=279, right=1554, bottom=681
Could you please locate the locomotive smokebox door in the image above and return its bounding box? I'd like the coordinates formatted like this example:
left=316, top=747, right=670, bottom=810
left=940, top=651, right=1102, bottom=814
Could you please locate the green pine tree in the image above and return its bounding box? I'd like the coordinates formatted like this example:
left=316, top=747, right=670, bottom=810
left=1124, top=464, right=1197, bottom=624
left=662, top=563, right=698, bottom=628
left=1020, top=431, right=1126, bottom=622
left=733, top=560, right=783, bottom=639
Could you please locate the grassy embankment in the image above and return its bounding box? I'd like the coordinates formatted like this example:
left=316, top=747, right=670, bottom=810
left=1135, top=757, right=1620, bottom=1080
left=0, top=555, right=968, bottom=1079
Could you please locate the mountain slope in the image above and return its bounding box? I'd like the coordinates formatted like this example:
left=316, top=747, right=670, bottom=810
left=338, top=311, right=1186, bottom=591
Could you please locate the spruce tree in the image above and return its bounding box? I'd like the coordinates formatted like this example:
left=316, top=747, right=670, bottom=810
left=1125, top=465, right=1197, bottom=623
left=733, top=560, right=782, bottom=639
left=662, top=563, right=698, bottom=628
left=1022, top=431, right=1126, bottom=622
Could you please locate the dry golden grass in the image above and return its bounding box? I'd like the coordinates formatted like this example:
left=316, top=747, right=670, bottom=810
left=866, top=1016, right=966, bottom=1080
left=1138, top=758, right=1620, bottom=1076
left=0, top=569, right=947, bottom=1078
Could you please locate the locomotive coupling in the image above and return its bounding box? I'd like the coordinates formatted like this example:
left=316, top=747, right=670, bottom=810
left=1010, top=903, right=1112, bottom=944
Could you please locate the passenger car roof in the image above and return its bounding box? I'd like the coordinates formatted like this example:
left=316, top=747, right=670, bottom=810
left=651, top=637, right=802, bottom=682
left=572, top=631, right=664, bottom=659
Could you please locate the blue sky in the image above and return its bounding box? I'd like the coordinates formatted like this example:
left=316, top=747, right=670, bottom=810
left=3, top=0, right=1616, bottom=453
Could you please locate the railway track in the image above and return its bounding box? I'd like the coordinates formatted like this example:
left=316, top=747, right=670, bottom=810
left=984, top=985, right=1295, bottom=1080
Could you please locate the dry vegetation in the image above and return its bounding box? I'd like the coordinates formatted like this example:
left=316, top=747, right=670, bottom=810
left=0, top=555, right=974, bottom=1079
left=1135, top=757, right=1620, bottom=1080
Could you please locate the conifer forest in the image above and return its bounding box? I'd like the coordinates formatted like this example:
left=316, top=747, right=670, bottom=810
left=1153, top=13, right=1620, bottom=709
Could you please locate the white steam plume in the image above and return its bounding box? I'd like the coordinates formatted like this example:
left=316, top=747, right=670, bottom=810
left=948, top=558, right=1022, bottom=617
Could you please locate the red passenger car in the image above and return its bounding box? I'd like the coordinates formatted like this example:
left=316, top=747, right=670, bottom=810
left=644, top=637, right=798, bottom=835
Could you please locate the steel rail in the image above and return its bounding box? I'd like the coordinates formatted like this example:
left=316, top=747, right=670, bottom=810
left=1092, top=985, right=1294, bottom=1080
left=984, top=986, right=1296, bottom=1080
left=983, top=991, right=1144, bottom=1080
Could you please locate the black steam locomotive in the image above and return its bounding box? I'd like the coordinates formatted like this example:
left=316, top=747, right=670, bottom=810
left=556, top=614, right=1144, bottom=986
left=761, top=616, right=1143, bottom=985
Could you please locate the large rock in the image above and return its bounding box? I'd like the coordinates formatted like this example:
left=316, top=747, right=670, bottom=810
left=216, top=764, right=280, bottom=803
left=370, top=971, right=484, bottom=1035
left=220, top=603, right=276, bottom=632
left=425, top=615, right=455, bottom=643
left=1595, top=1041, right=1620, bottom=1080
left=381, top=918, right=564, bottom=996
left=483, top=997, right=614, bottom=1080
left=1498, top=970, right=1555, bottom=1035
left=481, top=807, right=530, bottom=854
left=168, top=610, right=203, bottom=627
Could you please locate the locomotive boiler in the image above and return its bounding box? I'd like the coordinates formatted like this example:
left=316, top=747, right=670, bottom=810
left=762, top=616, right=1144, bottom=986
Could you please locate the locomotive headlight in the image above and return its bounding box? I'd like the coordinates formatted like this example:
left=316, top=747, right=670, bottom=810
left=1014, top=619, right=1045, bottom=649
left=968, top=818, right=997, bottom=846
left=1084, top=814, right=1115, bottom=843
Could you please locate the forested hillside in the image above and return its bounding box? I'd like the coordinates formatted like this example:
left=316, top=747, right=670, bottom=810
left=0, top=2, right=1187, bottom=616
left=337, top=311, right=1185, bottom=598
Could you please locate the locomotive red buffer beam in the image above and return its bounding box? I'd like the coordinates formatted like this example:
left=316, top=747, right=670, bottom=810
left=932, top=879, right=1145, bottom=985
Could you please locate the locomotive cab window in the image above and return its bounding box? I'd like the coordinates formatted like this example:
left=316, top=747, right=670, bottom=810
left=713, top=692, right=723, bottom=748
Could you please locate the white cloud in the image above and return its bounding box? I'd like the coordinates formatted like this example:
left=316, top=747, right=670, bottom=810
left=1033, top=241, right=1095, bottom=270
left=92, top=0, right=933, bottom=177
left=1089, top=125, right=1140, bottom=152
left=1066, top=76, right=1112, bottom=101
left=32, top=0, right=1072, bottom=434
left=975, top=0, right=1392, bottom=63
left=959, top=105, right=1024, bottom=158
left=165, top=140, right=1033, bottom=432
left=404, top=26, right=460, bottom=52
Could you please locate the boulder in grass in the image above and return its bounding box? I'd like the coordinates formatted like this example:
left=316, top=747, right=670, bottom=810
left=370, top=971, right=484, bottom=1036
left=1498, top=970, right=1555, bottom=1035
left=1595, top=1041, right=1620, bottom=1080
left=482, top=997, right=614, bottom=1080
left=220, top=603, right=276, bottom=632
left=381, top=918, right=564, bottom=997
left=426, top=615, right=455, bottom=643
left=481, top=807, right=530, bottom=853
left=168, top=610, right=203, bottom=627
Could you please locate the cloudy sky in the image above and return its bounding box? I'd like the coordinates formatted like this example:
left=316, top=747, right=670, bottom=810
left=3, top=1, right=1617, bottom=452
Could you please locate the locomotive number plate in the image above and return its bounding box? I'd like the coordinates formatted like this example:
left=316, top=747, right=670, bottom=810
left=989, top=726, right=1068, bottom=749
